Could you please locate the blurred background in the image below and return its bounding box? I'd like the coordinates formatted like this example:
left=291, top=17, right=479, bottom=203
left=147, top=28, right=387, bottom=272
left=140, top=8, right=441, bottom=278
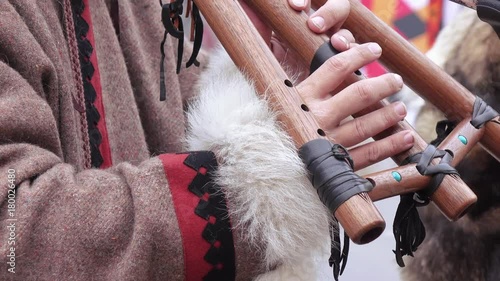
left=188, top=0, right=468, bottom=280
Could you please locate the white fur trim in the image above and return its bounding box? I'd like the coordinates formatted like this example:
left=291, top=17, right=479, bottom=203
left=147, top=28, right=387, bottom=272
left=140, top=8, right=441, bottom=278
left=185, top=47, right=331, bottom=280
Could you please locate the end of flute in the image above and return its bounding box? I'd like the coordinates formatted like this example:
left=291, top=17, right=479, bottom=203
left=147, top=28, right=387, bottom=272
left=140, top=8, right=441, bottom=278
left=431, top=181, right=478, bottom=221
left=335, top=193, right=386, bottom=245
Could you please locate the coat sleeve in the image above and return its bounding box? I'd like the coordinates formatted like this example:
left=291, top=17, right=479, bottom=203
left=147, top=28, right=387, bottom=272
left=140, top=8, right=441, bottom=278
left=0, top=58, right=195, bottom=280
left=0, top=2, right=201, bottom=280
left=0, top=2, right=331, bottom=280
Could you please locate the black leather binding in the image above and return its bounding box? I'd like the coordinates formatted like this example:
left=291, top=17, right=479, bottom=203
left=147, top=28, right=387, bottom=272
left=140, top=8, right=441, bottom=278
left=299, top=139, right=373, bottom=213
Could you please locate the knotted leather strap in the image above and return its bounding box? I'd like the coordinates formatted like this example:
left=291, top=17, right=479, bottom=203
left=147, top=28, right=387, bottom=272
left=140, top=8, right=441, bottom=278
left=471, top=96, right=499, bottom=128
left=299, top=139, right=373, bottom=213
left=299, top=139, right=373, bottom=280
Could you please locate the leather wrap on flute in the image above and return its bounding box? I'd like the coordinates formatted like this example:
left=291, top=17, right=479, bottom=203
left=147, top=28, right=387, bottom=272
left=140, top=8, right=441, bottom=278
left=366, top=118, right=484, bottom=202
left=311, top=0, right=500, bottom=162
left=245, top=0, right=477, bottom=220
left=194, top=0, right=386, bottom=244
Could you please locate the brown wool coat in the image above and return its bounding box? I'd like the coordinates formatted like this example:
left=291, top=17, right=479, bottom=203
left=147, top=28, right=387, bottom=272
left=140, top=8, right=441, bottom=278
left=0, top=0, right=259, bottom=280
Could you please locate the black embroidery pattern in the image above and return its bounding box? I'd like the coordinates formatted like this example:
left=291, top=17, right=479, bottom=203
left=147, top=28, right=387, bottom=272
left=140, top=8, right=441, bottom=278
left=71, top=0, right=104, bottom=168
left=183, top=152, right=236, bottom=281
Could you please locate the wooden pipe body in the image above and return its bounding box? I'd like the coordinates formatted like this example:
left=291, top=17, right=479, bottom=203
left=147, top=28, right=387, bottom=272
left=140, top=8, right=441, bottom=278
left=194, top=0, right=385, bottom=244
left=245, top=0, right=477, bottom=220
left=367, top=117, right=484, bottom=200
left=367, top=118, right=483, bottom=220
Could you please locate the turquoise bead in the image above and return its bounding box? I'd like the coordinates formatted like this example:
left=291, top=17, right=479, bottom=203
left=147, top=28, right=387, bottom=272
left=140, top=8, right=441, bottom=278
left=458, top=135, right=468, bottom=145
left=391, top=171, right=402, bottom=182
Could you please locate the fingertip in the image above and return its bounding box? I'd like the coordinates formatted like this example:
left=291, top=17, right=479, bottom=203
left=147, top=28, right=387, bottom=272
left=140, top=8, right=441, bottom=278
left=331, top=34, right=350, bottom=51
left=309, top=0, right=350, bottom=32
left=290, top=0, right=307, bottom=10
left=403, top=131, right=414, bottom=145
left=393, top=74, right=404, bottom=91
left=368, top=43, right=382, bottom=55
left=394, top=101, right=407, bottom=117
left=308, top=16, right=325, bottom=32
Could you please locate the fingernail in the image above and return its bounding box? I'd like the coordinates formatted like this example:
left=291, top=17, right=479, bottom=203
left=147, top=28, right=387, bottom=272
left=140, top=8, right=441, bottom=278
left=394, top=102, right=406, bottom=117
left=337, top=35, right=350, bottom=49
left=394, top=74, right=403, bottom=86
left=368, top=43, right=382, bottom=55
left=311, top=17, right=325, bottom=30
left=404, top=132, right=414, bottom=145
left=293, top=0, right=306, bottom=7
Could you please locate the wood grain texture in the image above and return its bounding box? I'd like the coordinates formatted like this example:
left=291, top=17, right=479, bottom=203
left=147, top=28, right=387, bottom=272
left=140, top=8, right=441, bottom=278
left=368, top=118, right=483, bottom=214
left=248, top=0, right=477, bottom=220
left=195, top=0, right=385, bottom=244
left=438, top=118, right=485, bottom=166
left=312, top=0, right=500, bottom=162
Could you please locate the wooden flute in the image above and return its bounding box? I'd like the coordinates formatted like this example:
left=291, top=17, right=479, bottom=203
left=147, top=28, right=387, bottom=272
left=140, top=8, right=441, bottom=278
left=189, top=0, right=498, bottom=243
left=193, top=0, right=386, bottom=244
left=312, top=0, right=500, bottom=162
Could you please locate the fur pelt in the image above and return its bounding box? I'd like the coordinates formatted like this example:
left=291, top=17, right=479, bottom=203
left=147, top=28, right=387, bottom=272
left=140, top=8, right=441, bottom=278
left=401, top=9, right=500, bottom=281
left=185, top=47, right=332, bottom=280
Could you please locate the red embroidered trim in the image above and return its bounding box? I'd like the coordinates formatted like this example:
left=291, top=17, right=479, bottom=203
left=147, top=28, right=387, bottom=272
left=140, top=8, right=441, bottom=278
left=80, top=0, right=112, bottom=168
left=159, top=153, right=212, bottom=281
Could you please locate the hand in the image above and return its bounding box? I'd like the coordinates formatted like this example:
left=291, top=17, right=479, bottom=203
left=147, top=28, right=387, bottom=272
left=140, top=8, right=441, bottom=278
left=242, top=0, right=415, bottom=170
left=297, top=39, right=414, bottom=170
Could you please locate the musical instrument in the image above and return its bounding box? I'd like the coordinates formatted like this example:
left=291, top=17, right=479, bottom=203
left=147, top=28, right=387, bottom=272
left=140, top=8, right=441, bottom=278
left=164, top=0, right=499, bottom=250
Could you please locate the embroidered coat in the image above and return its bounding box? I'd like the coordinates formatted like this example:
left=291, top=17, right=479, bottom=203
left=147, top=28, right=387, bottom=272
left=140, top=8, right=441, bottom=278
left=0, top=0, right=332, bottom=280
